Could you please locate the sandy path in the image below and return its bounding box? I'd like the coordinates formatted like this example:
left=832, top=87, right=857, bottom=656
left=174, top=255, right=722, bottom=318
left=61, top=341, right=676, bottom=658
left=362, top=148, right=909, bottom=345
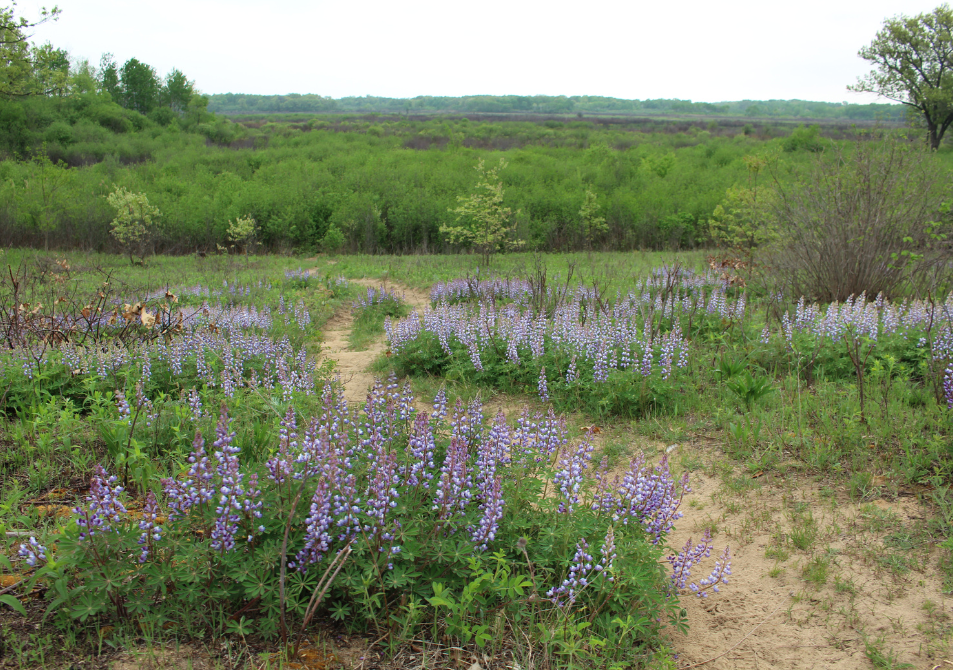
left=316, top=277, right=431, bottom=404
left=666, top=453, right=953, bottom=669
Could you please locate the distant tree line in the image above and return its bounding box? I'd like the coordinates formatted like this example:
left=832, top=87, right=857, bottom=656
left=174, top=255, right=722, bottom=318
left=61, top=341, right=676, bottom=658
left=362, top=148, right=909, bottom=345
left=207, top=93, right=906, bottom=122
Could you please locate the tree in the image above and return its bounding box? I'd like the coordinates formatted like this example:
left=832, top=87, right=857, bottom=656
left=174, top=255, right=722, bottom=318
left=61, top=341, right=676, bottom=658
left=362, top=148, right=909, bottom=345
left=119, top=58, right=159, bottom=114
left=577, top=185, right=607, bottom=249
left=708, top=154, right=778, bottom=267
left=19, top=150, right=72, bottom=250
left=161, top=68, right=193, bottom=113
left=106, top=187, right=161, bottom=263
left=849, top=5, right=953, bottom=149
left=226, top=215, right=258, bottom=256
left=0, top=3, right=60, bottom=97
left=29, top=42, right=68, bottom=96
left=440, top=158, right=521, bottom=265
left=98, top=52, right=121, bottom=101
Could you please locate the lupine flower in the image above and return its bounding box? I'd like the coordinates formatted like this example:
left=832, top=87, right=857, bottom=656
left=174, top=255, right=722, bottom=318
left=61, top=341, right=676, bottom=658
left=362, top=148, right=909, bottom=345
left=405, top=413, right=436, bottom=489
left=186, top=388, right=203, bottom=419
left=668, top=530, right=730, bottom=596
left=471, top=474, right=503, bottom=551
left=554, top=436, right=594, bottom=513
left=137, top=491, right=163, bottom=563
left=297, top=478, right=333, bottom=568
left=74, top=465, right=128, bottom=541
left=538, top=367, right=550, bottom=402
left=163, top=430, right=215, bottom=519
left=596, top=454, right=689, bottom=544
left=210, top=406, right=261, bottom=552
left=18, top=537, right=47, bottom=568
left=115, top=391, right=131, bottom=421
left=546, top=535, right=613, bottom=607
left=433, top=437, right=472, bottom=523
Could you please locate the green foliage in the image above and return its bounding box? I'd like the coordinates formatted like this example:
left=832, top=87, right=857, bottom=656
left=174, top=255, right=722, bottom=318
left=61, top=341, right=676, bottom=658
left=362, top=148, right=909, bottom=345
left=708, top=154, right=778, bottom=256
left=206, top=93, right=906, bottom=122
left=725, top=370, right=776, bottom=410
left=0, top=4, right=61, bottom=98
left=850, top=5, right=953, bottom=149
left=105, top=186, right=161, bottom=262
left=441, top=158, right=521, bottom=264
left=321, top=224, right=346, bottom=254
left=577, top=185, right=607, bottom=249
left=226, top=215, right=258, bottom=254
left=782, top=124, right=824, bottom=152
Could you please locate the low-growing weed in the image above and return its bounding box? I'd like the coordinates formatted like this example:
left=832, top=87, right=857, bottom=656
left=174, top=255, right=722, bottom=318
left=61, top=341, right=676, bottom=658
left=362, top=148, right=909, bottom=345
left=802, top=555, right=830, bottom=586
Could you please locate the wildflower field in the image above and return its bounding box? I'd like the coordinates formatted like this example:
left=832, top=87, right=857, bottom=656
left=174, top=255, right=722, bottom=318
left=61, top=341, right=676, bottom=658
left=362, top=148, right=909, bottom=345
left=1, top=249, right=951, bottom=669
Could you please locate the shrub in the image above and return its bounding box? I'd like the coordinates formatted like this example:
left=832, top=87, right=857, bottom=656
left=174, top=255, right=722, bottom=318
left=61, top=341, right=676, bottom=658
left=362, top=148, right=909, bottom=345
left=769, top=134, right=952, bottom=301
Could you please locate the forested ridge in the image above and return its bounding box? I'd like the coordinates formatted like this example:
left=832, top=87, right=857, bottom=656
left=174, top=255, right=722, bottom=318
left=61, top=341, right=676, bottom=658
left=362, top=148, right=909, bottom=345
left=207, top=93, right=906, bottom=122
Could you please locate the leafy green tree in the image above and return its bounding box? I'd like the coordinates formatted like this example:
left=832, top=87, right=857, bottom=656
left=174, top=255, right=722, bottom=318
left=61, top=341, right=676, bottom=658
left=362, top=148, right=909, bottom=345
left=161, top=68, right=193, bottom=113
left=708, top=154, right=778, bottom=264
left=18, top=149, right=71, bottom=249
left=441, top=158, right=521, bottom=265
left=29, top=42, right=68, bottom=96
left=321, top=224, right=346, bottom=254
left=226, top=214, right=258, bottom=255
left=850, top=5, right=953, bottom=149
left=68, top=57, right=99, bottom=95
left=577, top=185, right=607, bottom=249
left=119, top=58, right=159, bottom=114
left=98, top=52, right=121, bottom=101
left=0, top=3, right=60, bottom=97
left=106, top=186, right=161, bottom=262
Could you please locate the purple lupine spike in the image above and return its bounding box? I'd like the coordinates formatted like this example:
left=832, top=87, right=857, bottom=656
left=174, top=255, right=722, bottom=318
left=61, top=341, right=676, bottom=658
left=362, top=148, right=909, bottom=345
left=364, top=435, right=399, bottom=541
left=18, top=537, right=47, bottom=568
left=538, top=367, right=550, bottom=402
left=695, top=546, right=731, bottom=597
left=432, top=436, right=472, bottom=523
left=944, top=365, right=953, bottom=410
left=546, top=538, right=597, bottom=608
left=115, top=391, right=131, bottom=422
left=471, top=474, right=504, bottom=551
left=163, top=430, right=215, bottom=519
left=406, top=413, right=436, bottom=489
left=137, top=491, right=163, bottom=563
left=604, top=454, right=689, bottom=544
left=74, top=465, right=127, bottom=541
left=297, top=478, right=333, bottom=568
left=668, top=530, right=711, bottom=593
left=598, top=526, right=616, bottom=579
left=554, top=435, right=594, bottom=513
left=432, top=388, right=448, bottom=422
left=186, top=388, right=203, bottom=420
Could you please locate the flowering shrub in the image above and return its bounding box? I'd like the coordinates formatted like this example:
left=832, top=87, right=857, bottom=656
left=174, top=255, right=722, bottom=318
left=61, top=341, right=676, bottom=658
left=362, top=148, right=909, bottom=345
left=25, top=378, right=726, bottom=662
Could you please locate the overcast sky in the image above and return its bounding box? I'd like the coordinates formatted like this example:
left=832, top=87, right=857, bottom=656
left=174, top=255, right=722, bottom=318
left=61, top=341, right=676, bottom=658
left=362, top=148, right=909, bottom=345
left=16, top=0, right=941, bottom=102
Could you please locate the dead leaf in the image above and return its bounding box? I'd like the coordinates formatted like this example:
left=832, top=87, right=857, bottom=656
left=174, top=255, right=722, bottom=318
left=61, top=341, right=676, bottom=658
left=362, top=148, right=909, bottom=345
left=140, top=309, right=156, bottom=328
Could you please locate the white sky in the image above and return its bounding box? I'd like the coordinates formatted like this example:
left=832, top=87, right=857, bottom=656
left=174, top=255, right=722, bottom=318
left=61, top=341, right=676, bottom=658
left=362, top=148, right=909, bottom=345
left=15, top=0, right=940, bottom=103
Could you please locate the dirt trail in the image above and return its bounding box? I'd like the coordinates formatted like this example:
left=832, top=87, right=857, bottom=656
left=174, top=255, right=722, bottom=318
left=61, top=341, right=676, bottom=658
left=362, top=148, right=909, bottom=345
left=317, top=277, right=430, bottom=404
